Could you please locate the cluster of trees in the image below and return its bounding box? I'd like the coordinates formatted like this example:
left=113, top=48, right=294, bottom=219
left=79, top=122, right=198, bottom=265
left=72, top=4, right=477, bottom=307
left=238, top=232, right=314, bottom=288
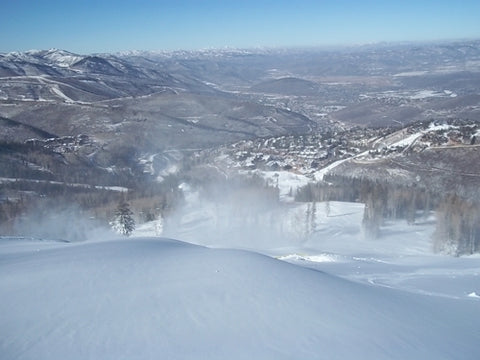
left=0, top=139, right=153, bottom=188
left=0, top=180, right=120, bottom=233
left=0, top=136, right=188, bottom=239
left=295, top=179, right=359, bottom=203
left=295, top=173, right=479, bottom=255
left=359, top=181, right=431, bottom=239
left=0, top=173, right=184, bottom=240
left=434, top=195, right=480, bottom=255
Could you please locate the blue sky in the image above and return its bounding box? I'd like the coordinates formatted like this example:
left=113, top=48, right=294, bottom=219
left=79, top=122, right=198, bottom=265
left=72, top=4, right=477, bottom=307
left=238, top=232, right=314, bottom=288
left=1, top=0, right=479, bottom=53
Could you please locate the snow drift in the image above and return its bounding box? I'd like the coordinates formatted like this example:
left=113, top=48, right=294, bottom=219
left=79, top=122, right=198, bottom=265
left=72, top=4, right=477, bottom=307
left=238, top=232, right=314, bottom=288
left=1, top=237, right=479, bottom=360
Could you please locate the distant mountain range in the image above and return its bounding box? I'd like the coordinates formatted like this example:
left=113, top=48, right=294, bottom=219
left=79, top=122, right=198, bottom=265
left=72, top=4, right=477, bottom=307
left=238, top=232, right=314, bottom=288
left=1, top=39, right=480, bottom=189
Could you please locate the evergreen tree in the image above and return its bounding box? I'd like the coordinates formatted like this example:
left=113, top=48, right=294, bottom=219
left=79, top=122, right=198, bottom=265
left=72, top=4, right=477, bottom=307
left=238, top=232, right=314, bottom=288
left=110, top=201, right=135, bottom=236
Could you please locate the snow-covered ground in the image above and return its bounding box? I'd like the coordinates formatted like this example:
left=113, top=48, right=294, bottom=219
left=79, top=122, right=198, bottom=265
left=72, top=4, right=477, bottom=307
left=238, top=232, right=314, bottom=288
left=1, top=191, right=479, bottom=359
left=1, top=234, right=479, bottom=360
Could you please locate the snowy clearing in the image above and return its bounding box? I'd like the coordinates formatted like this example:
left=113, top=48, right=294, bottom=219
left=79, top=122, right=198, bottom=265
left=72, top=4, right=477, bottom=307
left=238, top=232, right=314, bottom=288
left=1, top=188, right=479, bottom=359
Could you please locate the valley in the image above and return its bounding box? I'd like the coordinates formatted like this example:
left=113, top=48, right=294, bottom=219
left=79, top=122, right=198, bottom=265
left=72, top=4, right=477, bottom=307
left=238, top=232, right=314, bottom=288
left=1, top=40, right=480, bottom=254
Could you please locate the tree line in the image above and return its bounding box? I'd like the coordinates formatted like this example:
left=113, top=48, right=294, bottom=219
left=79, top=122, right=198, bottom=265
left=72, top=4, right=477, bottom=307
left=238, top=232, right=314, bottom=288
left=0, top=174, right=183, bottom=240
left=295, top=173, right=479, bottom=255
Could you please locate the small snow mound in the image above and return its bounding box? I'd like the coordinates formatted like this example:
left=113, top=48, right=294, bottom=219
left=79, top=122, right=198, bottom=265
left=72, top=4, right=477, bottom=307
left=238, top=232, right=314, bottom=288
left=278, top=253, right=339, bottom=263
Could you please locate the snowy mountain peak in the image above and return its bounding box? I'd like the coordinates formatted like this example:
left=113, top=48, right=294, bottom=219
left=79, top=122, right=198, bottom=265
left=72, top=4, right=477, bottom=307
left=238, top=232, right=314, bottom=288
left=41, top=49, right=84, bottom=67
left=2, top=48, right=84, bottom=68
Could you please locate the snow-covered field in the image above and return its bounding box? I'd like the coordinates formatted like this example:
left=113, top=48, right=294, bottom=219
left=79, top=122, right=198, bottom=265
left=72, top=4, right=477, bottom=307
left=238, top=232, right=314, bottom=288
left=2, top=198, right=480, bottom=359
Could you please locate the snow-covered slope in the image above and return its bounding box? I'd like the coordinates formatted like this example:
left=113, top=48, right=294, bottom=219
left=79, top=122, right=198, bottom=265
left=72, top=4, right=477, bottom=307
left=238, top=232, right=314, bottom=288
left=1, top=237, right=479, bottom=360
